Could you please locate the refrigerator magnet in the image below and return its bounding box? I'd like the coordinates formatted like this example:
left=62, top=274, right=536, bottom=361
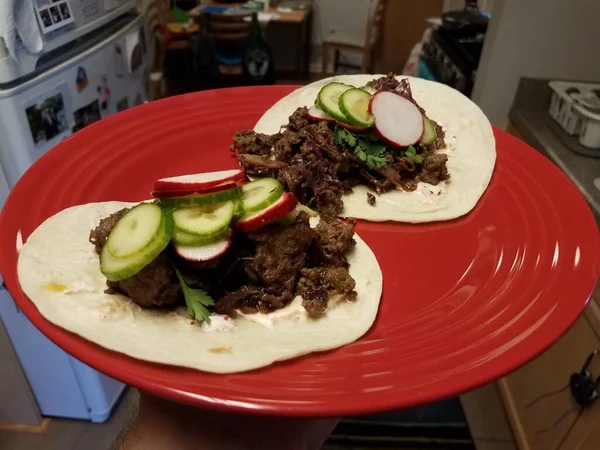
left=76, top=67, right=88, bottom=92
left=97, top=75, right=110, bottom=110
left=72, top=100, right=101, bottom=134
left=35, top=0, right=74, bottom=34
left=22, top=82, right=72, bottom=148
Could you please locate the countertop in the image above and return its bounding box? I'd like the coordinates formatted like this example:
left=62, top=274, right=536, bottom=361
left=509, top=78, right=600, bottom=222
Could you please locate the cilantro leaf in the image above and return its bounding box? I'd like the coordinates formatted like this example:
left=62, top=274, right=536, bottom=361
left=175, top=269, right=214, bottom=324
left=335, top=126, right=388, bottom=170
left=405, top=145, right=424, bottom=164
left=366, top=154, right=387, bottom=169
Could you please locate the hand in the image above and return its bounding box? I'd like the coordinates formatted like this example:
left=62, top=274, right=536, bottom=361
left=120, top=391, right=339, bottom=450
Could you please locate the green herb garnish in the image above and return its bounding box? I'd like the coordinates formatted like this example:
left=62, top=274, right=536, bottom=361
left=175, top=269, right=214, bottom=324
left=405, top=145, right=424, bottom=164
left=335, top=127, right=387, bottom=170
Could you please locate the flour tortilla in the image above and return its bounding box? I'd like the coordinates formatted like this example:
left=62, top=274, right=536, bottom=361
left=17, top=202, right=382, bottom=374
left=254, top=75, right=496, bottom=223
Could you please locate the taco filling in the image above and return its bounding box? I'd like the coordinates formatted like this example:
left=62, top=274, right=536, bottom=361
left=231, top=74, right=449, bottom=220
left=88, top=175, right=358, bottom=323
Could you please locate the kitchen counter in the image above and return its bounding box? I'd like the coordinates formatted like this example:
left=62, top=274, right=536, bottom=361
left=509, top=78, right=600, bottom=222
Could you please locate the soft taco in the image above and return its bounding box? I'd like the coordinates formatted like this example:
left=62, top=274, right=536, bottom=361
left=231, top=73, right=496, bottom=223
left=17, top=173, right=382, bottom=374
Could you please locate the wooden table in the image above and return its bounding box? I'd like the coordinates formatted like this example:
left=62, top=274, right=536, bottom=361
left=188, top=2, right=312, bottom=78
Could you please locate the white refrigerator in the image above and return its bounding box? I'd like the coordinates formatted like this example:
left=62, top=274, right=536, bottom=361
left=0, top=0, right=148, bottom=422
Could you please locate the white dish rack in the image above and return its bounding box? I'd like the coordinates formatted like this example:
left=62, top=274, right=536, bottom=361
left=549, top=80, right=600, bottom=149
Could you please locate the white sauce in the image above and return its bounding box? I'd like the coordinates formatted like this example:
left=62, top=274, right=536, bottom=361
left=202, top=314, right=237, bottom=332
left=238, top=297, right=307, bottom=328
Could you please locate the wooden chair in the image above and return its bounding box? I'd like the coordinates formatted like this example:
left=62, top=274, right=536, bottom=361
left=144, top=0, right=200, bottom=98
left=321, top=0, right=387, bottom=75
left=204, top=11, right=251, bottom=76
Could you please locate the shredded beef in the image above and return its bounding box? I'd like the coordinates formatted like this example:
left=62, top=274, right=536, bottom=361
left=314, top=219, right=356, bottom=257
left=367, top=193, right=376, bottom=206
left=367, top=73, right=401, bottom=91
left=300, top=286, right=328, bottom=318
left=231, top=130, right=276, bottom=156
left=298, top=266, right=357, bottom=317
left=214, top=285, right=294, bottom=316
left=89, top=208, right=129, bottom=253
left=287, top=106, right=310, bottom=131
left=106, top=254, right=181, bottom=308
left=419, top=153, right=450, bottom=185
left=245, top=212, right=314, bottom=291
left=237, top=154, right=287, bottom=177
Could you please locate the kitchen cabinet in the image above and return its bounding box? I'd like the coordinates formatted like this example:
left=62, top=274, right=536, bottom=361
left=496, top=119, right=600, bottom=450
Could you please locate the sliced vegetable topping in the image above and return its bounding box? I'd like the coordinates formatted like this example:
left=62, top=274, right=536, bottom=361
left=240, top=177, right=284, bottom=215
left=172, top=227, right=230, bottom=247
left=317, top=82, right=353, bottom=122
left=172, top=201, right=234, bottom=237
left=369, top=91, right=424, bottom=147
left=235, top=191, right=298, bottom=232
left=360, top=85, right=378, bottom=95
left=420, top=115, right=438, bottom=146
left=174, top=236, right=232, bottom=262
left=307, top=105, right=334, bottom=122
left=155, top=169, right=244, bottom=193
left=339, top=88, right=375, bottom=127
left=159, top=186, right=242, bottom=209
left=152, top=180, right=237, bottom=199
left=100, top=208, right=173, bottom=281
left=105, top=203, right=163, bottom=258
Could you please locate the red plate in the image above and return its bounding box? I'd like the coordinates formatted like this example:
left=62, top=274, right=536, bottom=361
left=1, top=86, right=599, bottom=416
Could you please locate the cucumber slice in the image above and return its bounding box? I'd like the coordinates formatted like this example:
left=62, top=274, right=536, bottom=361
left=420, top=115, right=438, bottom=146
left=339, top=88, right=375, bottom=127
left=360, top=85, right=378, bottom=95
left=159, top=186, right=242, bottom=209
left=240, top=177, right=283, bottom=215
left=232, top=197, right=244, bottom=219
left=100, top=210, right=173, bottom=281
left=317, top=82, right=353, bottom=122
left=172, top=201, right=234, bottom=237
left=173, top=227, right=230, bottom=247
left=105, top=203, right=163, bottom=258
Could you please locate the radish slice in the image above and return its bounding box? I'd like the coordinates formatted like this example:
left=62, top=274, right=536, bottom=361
left=307, top=105, right=334, bottom=122
left=336, top=121, right=369, bottom=133
left=369, top=91, right=424, bottom=147
left=155, top=169, right=245, bottom=193
left=174, top=237, right=231, bottom=262
left=235, top=192, right=298, bottom=232
left=152, top=181, right=237, bottom=198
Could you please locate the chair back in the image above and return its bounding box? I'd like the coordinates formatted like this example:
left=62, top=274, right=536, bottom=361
left=205, top=12, right=252, bottom=43
left=363, top=0, right=387, bottom=72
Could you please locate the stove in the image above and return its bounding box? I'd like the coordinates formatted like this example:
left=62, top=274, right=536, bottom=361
left=422, top=26, right=487, bottom=97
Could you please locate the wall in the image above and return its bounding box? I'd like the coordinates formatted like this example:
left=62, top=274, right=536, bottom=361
left=471, top=0, right=600, bottom=128
left=269, top=0, right=370, bottom=72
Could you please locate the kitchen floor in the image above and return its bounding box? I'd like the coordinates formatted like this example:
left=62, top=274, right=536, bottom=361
left=0, top=387, right=493, bottom=450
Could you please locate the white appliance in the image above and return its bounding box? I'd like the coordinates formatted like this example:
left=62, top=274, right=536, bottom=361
left=0, top=0, right=148, bottom=187
left=0, top=0, right=148, bottom=422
